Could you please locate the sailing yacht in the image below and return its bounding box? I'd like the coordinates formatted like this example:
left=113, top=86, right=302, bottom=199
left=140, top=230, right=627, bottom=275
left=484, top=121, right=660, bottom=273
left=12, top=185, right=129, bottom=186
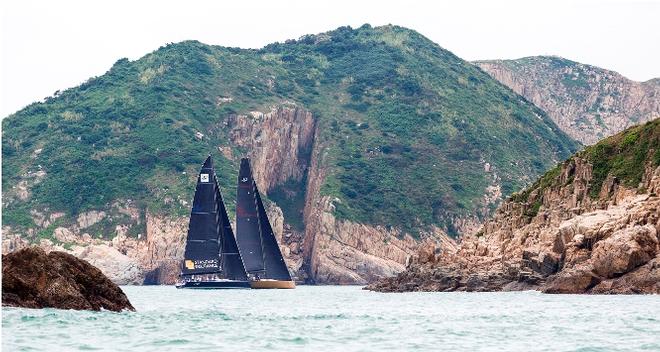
left=176, top=156, right=250, bottom=289
left=236, top=158, right=296, bottom=289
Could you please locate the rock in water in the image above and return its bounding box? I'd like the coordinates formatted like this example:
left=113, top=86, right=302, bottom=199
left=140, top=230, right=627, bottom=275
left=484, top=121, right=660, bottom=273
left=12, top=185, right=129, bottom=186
left=2, top=247, right=135, bottom=311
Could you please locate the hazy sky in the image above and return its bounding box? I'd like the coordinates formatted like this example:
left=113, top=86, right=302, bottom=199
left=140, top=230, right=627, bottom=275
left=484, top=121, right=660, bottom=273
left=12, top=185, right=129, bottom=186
left=1, top=0, right=659, bottom=118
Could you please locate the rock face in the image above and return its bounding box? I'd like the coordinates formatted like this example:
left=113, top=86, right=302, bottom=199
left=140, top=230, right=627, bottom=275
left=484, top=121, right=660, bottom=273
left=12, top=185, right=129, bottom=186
left=2, top=247, right=134, bottom=311
left=2, top=211, right=187, bottom=286
left=368, top=122, right=660, bottom=294
left=227, top=105, right=316, bottom=193
left=475, top=56, right=660, bottom=145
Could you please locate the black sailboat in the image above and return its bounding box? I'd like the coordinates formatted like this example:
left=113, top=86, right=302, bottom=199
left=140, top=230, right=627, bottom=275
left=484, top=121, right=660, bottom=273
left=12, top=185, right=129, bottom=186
left=176, top=156, right=250, bottom=289
left=236, top=158, right=295, bottom=289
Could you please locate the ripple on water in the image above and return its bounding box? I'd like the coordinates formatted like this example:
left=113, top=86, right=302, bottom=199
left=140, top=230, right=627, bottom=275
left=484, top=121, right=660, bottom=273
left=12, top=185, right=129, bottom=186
left=2, top=286, right=660, bottom=352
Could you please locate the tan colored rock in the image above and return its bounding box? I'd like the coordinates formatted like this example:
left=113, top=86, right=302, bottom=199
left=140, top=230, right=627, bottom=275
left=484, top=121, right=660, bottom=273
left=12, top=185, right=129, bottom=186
left=30, top=210, right=64, bottom=228
left=73, top=245, right=144, bottom=285
left=1, top=232, right=30, bottom=254
left=368, top=158, right=660, bottom=294
left=77, top=211, right=106, bottom=229
left=303, top=195, right=453, bottom=284
left=417, top=244, right=436, bottom=264
left=53, top=227, right=77, bottom=243
left=591, top=258, right=660, bottom=294
left=228, top=104, right=316, bottom=193
left=541, top=266, right=600, bottom=294
left=591, top=225, right=658, bottom=278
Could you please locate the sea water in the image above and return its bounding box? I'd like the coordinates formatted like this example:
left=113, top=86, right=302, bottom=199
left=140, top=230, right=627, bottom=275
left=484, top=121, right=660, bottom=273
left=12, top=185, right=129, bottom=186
left=2, top=286, right=659, bottom=351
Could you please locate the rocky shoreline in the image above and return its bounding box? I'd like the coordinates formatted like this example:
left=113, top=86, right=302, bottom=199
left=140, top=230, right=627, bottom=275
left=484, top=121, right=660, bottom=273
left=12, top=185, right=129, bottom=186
left=367, top=146, right=660, bottom=294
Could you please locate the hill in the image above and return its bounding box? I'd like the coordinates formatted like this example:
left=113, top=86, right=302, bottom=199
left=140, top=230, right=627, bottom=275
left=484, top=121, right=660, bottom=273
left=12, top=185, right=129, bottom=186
left=1, top=25, right=578, bottom=283
left=475, top=56, right=660, bottom=145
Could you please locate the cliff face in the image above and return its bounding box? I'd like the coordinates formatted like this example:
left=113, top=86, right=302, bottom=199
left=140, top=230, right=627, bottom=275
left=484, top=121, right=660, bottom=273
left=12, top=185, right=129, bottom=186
left=368, top=120, right=660, bottom=294
left=475, top=57, right=660, bottom=145
left=226, top=104, right=316, bottom=192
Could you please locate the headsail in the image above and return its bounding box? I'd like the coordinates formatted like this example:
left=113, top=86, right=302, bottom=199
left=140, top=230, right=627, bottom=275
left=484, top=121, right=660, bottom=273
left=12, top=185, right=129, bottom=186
left=235, top=158, right=266, bottom=274
left=216, top=184, right=248, bottom=281
left=255, top=188, right=292, bottom=281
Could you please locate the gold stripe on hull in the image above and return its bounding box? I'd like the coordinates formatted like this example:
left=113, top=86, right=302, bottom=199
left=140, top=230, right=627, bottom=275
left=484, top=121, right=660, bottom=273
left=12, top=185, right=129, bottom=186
left=250, top=280, right=296, bottom=289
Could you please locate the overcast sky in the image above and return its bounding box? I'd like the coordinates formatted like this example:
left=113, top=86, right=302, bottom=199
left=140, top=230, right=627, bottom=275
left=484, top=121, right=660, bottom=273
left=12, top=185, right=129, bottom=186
left=1, top=0, right=659, bottom=118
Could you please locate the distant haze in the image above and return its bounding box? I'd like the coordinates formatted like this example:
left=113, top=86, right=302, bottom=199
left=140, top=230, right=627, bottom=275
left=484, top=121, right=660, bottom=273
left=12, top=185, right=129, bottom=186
left=1, top=0, right=659, bottom=118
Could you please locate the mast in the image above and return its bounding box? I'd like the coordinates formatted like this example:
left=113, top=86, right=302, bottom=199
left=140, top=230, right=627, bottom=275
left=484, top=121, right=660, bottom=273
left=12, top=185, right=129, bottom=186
left=255, top=187, right=292, bottom=281
left=181, top=156, right=222, bottom=276
left=235, top=158, right=266, bottom=274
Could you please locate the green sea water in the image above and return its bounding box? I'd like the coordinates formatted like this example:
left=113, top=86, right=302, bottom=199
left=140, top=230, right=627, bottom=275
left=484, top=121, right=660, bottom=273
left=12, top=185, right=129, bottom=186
left=2, top=286, right=659, bottom=351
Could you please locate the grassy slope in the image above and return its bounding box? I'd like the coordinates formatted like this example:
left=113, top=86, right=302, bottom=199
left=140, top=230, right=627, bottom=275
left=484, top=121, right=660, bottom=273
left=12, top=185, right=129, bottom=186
left=2, top=25, right=578, bottom=238
left=511, top=118, right=660, bottom=208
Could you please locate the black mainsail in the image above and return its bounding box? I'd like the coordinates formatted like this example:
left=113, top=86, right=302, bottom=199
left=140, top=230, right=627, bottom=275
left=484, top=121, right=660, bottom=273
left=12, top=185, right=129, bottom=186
left=180, top=156, right=247, bottom=282
left=235, top=158, right=266, bottom=274
left=235, top=158, right=292, bottom=282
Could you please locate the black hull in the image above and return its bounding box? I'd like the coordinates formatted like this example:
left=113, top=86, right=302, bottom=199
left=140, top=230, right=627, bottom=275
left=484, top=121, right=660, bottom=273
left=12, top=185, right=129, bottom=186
left=175, top=280, right=251, bottom=289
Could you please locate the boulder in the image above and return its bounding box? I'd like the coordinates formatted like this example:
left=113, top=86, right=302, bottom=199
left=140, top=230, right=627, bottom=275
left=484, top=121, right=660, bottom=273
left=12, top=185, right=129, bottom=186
left=541, top=266, right=601, bottom=294
left=73, top=245, right=144, bottom=285
left=591, top=225, right=657, bottom=278
left=590, top=258, right=660, bottom=294
left=2, top=247, right=134, bottom=311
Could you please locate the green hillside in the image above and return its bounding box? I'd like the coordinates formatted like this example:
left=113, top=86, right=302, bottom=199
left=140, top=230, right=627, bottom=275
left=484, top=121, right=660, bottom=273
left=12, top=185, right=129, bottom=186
left=2, top=24, right=578, bottom=238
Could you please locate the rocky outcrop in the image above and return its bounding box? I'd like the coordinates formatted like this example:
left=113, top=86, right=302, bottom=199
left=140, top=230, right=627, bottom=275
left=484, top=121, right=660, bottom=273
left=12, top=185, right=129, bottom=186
left=77, top=212, right=187, bottom=285
left=77, top=211, right=106, bottom=229
left=226, top=104, right=316, bottom=192
left=2, top=247, right=134, bottom=311
left=475, top=57, right=660, bottom=145
left=368, top=126, right=660, bottom=294
left=303, top=196, right=455, bottom=284
left=73, top=245, right=144, bottom=285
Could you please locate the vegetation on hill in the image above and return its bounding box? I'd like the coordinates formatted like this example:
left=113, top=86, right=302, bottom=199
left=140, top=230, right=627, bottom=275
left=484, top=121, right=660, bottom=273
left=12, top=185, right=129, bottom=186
left=585, top=119, right=660, bottom=197
left=2, top=24, right=578, bottom=237
left=510, top=118, right=660, bottom=208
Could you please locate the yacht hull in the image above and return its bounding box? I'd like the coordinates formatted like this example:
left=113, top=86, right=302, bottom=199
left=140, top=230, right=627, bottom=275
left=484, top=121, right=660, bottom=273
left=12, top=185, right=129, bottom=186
left=249, top=280, right=296, bottom=289
left=176, top=280, right=251, bottom=289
